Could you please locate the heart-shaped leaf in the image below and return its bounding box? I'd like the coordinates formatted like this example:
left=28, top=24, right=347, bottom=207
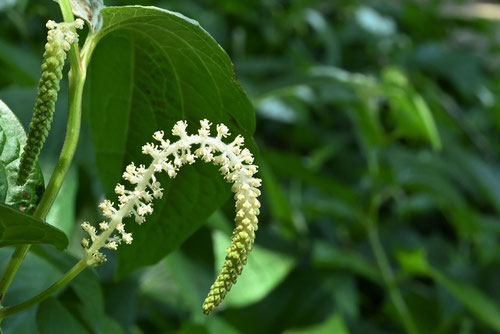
left=85, top=6, right=256, bottom=277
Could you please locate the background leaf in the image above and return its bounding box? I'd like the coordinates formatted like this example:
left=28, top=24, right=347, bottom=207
left=46, top=166, right=78, bottom=236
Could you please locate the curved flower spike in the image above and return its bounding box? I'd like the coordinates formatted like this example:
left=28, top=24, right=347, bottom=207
left=80, top=120, right=261, bottom=314
left=17, top=19, right=84, bottom=185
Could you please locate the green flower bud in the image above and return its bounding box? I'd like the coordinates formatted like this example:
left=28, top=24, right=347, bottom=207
left=17, top=20, right=83, bottom=185
left=202, top=188, right=261, bottom=314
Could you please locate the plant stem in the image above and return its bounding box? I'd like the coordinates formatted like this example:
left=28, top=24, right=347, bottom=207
left=367, top=225, right=419, bottom=334
left=58, top=0, right=82, bottom=71
left=0, top=70, right=86, bottom=305
left=0, top=0, right=87, bottom=307
left=0, top=258, right=88, bottom=319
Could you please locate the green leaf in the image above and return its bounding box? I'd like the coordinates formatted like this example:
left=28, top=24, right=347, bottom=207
left=33, top=245, right=120, bottom=333
left=213, top=230, right=295, bottom=308
left=382, top=67, right=441, bottom=150
left=85, top=6, right=255, bottom=277
left=0, top=38, right=40, bottom=86
left=395, top=248, right=430, bottom=275
left=0, top=99, right=44, bottom=214
left=0, top=203, right=68, bottom=249
left=312, top=241, right=380, bottom=283
left=0, top=247, right=62, bottom=334
left=259, top=160, right=295, bottom=234
left=430, top=268, right=500, bottom=332
left=46, top=166, right=78, bottom=236
left=284, top=313, right=350, bottom=334
left=395, top=248, right=500, bottom=331
left=36, top=298, right=89, bottom=334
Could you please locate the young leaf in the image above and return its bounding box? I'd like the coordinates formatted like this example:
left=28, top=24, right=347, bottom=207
left=0, top=99, right=44, bottom=214
left=382, top=67, right=441, bottom=150
left=0, top=204, right=68, bottom=250
left=68, top=0, right=104, bottom=32
left=85, top=6, right=256, bottom=277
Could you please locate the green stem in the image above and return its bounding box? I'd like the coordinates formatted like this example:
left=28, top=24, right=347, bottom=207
left=0, top=0, right=88, bottom=308
left=367, top=226, right=419, bottom=334
left=0, top=70, right=86, bottom=305
left=58, top=0, right=82, bottom=71
left=0, top=258, right=88, bottom=319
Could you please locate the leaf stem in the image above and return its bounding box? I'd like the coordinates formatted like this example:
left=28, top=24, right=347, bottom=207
left=0, top=258, right=88, bottom=319
left=58, top=0, right=82, bottom=72
left=367, top=225, right=419, bottom=334
left=366, top=191, right=419, bottom=334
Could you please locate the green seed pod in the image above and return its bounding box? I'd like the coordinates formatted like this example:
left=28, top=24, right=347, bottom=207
left=17, top=20, right=83, bottom=185
left=202, top=188, right=260, bottom=314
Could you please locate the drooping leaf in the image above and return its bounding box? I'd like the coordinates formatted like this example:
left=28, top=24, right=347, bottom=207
left=0, top=204, right=68, bottom=249
left=85, top=6, right=256, bottom=277
left=0, top=99, right=44, bottom=214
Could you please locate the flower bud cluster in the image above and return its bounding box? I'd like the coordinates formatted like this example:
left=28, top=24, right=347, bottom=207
left=81, top=120, right=261, bottom=313
left=17, top=19, right=84, bottom=185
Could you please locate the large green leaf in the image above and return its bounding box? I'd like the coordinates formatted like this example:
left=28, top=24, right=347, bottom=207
left=0, top=99, right=44, bottom=213
left=85, top=6, right=256, bottom=276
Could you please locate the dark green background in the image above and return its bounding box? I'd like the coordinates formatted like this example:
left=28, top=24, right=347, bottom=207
left=2, top=0, right=500, bottom=333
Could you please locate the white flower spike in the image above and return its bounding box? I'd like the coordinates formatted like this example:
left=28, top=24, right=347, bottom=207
left=81, top=120, right=261, bottom=314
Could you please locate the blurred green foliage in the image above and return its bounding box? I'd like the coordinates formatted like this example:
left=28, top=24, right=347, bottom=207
left=2, top=0, right=500, bottom=333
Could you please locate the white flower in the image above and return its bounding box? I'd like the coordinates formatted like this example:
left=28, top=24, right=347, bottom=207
left=81, top=119, right=261, bottom=277
left=45, top=19, right=83, bottom=51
